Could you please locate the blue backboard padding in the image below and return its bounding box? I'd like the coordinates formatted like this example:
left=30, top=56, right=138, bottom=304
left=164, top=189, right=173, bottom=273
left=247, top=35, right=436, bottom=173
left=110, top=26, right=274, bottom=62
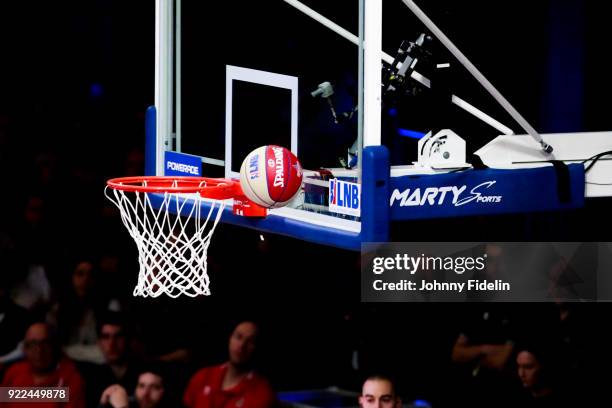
left=145, top=106, right=157, bottom=176
left=389, top=164, right=585, bottom=220
left=147, top=194, right=362, bottom=251
left=361, top=146, right=390, bottom=242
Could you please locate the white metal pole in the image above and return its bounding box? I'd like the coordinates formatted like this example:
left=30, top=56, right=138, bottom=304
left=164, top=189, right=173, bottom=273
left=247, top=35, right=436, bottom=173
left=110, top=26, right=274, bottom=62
left=175, top=0, right=181, bottom=152
left=401, top=0, right=552, bottom=153
left=155, top=0, right=174, bottom=175
left=357, top=0, right=364, bottom=184
left=363, top=0, right=382, bottom=147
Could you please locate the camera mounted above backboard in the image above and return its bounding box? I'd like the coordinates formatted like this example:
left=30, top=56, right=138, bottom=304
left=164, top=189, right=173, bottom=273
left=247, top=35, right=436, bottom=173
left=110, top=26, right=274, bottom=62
left=382, top=33, right=433, bottom=104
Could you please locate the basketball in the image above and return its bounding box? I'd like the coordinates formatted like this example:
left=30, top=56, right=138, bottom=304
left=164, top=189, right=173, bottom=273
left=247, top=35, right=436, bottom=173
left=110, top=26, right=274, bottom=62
left=239, top=145, right=303, bottom=208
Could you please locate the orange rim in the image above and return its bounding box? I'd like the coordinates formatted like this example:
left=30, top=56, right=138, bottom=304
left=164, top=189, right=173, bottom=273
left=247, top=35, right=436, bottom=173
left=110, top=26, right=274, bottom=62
left=106, top=176, right=239, bottom=200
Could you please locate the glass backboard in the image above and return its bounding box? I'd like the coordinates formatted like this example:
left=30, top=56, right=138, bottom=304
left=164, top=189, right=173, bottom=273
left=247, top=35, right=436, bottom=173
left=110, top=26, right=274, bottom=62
left=152, top=0, right=374, bottom=249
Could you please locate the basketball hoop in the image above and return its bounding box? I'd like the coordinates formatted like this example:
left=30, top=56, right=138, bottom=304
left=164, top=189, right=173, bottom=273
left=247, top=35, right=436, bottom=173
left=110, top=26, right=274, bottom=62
left=105, top=176, right=240, bottom=298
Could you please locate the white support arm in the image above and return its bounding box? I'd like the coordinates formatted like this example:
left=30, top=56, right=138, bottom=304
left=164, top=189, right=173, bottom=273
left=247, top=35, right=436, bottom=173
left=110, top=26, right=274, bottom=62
left=155, top=0, right=174, bottom=175
left=363, top=0, right=382, bottom=147
left=401, top=0, right=552, bottom=152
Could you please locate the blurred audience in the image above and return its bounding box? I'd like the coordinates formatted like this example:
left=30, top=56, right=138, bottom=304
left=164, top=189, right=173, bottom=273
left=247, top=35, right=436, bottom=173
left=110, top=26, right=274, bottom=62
left=183, top=320, right=276, bottom=408
left=99, top=365, right=169, bottom=408
left=8, top=195, right=53, bottom=313
left=450, top=305, right=516, bottom=407
left=79, top=313, right=141, bottom=408
left=0, top=322, right=86, bottom=408
left=0, top=268, right=32, bottom=369
left=47, top=256, right=108, bottom=363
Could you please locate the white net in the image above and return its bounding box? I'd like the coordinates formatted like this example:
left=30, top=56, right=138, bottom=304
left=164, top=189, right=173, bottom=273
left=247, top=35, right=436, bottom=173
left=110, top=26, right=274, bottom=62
left=104, top=185, right=225, bottom=298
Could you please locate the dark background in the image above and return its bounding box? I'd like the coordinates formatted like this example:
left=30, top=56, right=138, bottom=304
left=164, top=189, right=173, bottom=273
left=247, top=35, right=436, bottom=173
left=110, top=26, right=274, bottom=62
left=0, top=1, right=611, bottom=407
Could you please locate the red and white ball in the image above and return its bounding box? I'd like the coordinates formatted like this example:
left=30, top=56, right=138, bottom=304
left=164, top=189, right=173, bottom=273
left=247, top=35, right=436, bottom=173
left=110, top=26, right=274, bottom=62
left=239, top=145, right=303, bottom=208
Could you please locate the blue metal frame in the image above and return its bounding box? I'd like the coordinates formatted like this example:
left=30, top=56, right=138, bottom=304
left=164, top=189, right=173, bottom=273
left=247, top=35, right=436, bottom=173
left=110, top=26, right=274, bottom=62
left=145, top=106, right=157, bottom=176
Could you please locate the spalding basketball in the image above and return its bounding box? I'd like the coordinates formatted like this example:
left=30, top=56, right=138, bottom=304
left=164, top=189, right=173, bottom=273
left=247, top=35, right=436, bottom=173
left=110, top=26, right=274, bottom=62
left=239, top=146, right=303, bottom=208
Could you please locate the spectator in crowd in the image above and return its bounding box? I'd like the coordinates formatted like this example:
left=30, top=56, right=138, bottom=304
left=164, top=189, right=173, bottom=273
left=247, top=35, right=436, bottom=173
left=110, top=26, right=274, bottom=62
left=183, top=320, right=276, bottom=408
left=0, top=241, right=33, bottom=370
left=358, top=375, right=402, bottom=408
left=451, top=307, right=514, bottom=373
left=47, top=256, right=107, bottom=363
left=0, top=322, right=86, bottom=408
left=450, top=305, right=516, bottom=407
left=513, top=344, right=568, bottom=407
left=99, top=365, right=168, bottom=408
left=8, top=195, right=53, bottom=313
left=79, top=313, right=141, bottom=408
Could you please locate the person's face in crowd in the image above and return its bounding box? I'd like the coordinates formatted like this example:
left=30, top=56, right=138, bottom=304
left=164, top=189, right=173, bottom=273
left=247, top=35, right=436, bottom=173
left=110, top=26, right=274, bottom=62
left=72, top=261, right=94, bottom=298
left=228, top=321, right=258, bottom=368
left=359, top=378, right=401, bottom=408
left=99, top=324, right=127, bottom=364
left=135, top=372, right=165, bottom=408
left=517, top=351, right=542, bottom=389
left=24, top=323, right=56, bottom=373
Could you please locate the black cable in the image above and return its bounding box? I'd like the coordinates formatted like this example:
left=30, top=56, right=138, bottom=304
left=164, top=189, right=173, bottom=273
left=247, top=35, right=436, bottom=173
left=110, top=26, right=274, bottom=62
left=437, top=166, right=472, bottom=173
left=582, top=150, right=612, bottom=173
left=580, top=150, right=612, bottom=186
